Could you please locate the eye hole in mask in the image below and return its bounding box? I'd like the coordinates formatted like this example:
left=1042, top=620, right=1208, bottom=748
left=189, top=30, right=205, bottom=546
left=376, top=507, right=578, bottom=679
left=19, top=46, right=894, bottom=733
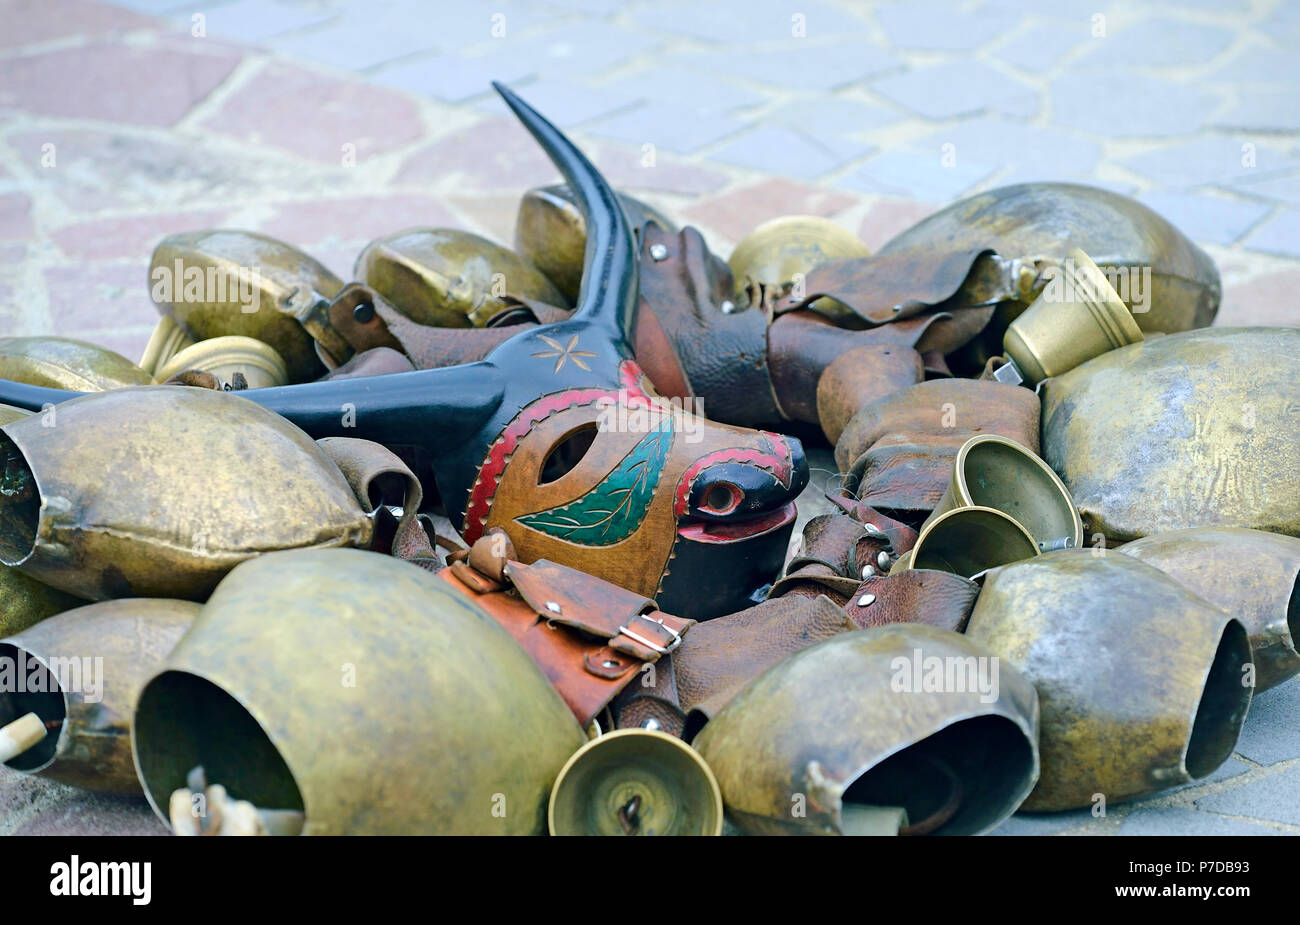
left=538, top=423, right=599, bottom=485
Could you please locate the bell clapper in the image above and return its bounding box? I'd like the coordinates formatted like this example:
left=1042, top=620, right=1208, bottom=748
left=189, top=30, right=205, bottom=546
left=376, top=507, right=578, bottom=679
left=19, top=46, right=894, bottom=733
left=616, top=794, right=642, bottom=835
left=168, top=766, right=305, bottom=836
left=0, top=712, right=47, bottom=763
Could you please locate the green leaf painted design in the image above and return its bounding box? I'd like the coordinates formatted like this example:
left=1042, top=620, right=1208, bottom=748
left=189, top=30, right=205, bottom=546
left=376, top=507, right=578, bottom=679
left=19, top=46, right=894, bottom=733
left=516, top=416, right=673, bottom=546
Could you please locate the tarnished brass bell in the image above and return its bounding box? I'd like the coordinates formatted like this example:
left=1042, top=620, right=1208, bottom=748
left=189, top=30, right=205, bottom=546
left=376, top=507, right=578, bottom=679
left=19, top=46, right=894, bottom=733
left=1000, top=249, right=1143, bottom=385
left=132, top=548, right=586, bottom=835
left=548, top=728, right=723, bottom=836
left=150, top=230, right=350, bottom=381
left=0, top=598, right=199, bottom=793
left=515, top=183, right=675, bottom=303
left=355, top=227, right=569, bottom=329
left=138, top=316, right=196, bottom=377
left=728, top=215, right=869, bottom=315
left=0, top=387, right=371, bottom=601
left=922, top=434, right=1083, bottom=552
left=1119, top=527, right=1300, bottom=692
left=0, top=337, right=153, bottom=390
left=152, top=335, right=289, bottom=390
left=694, top=624, right=1039, bottom=835
left=966, top=551, right=1252, bottom=811
left=1042, top=326, right=1300, bottom=542
left=0, top=404, right=83, bottom=636
left=895, top=506, right=1040, bottom=578
left=877, top=182, right=1220, bottom=334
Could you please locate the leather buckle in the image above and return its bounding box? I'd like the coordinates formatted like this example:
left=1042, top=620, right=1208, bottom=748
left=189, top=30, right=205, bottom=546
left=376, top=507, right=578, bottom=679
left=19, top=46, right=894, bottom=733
left=616, top=613, right=683, bottom=655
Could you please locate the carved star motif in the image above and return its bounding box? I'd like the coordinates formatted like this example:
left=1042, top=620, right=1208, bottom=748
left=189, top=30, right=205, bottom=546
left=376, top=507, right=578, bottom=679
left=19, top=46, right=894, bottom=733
left=532, top=333, right=597, bottom=373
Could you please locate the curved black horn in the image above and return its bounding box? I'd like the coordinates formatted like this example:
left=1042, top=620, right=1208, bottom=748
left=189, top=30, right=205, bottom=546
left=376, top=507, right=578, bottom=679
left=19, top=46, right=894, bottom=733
left=0, top=381, right=79, bottom=413
left=0, top=85, right=628, bottom=445
left=493, top=81, right=638, bottom=343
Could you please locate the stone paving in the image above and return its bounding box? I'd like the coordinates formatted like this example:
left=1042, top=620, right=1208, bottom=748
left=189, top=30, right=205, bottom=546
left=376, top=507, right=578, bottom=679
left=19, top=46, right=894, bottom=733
left=0, top=0, right=1297, bottom=835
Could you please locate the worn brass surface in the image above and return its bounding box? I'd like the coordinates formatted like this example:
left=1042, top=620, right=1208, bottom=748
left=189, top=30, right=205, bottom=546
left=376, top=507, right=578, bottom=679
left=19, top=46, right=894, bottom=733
left=0, top=405, right=82, bottom=636
left=966, top=551, right=1252, bottom=810
left=728, top=215, right=869, bottom=315
left=132, top=548, right=586, bottom=835
left=1002, top=249, right=1143, bottom=384
left=0, top=567, right=85, bottom=640
left=548, top=729, right=723, bottom=836
left=152, top=335, right=289, bottom=389
left=902, top=506, right=1040, bottom=578
left=1119, top=527, right=1300, bottom=691
left=515, top=184, right=675, bottom=303
left=0, top=387, right=371, bottom=601
left=0, top=337, right=152, bottom=391
left=1, top=598, right=198, bottom=793
left=923, top=434, right=1083, bottom=551
left=1042, top=327, right=1300, bottom=542
left=150, top=230, right=347, bottom=381
left=355, top=227, right=568, bottom=329
left=138, top=316, right=196, bottom=377
left=878, top=182, right=1220, bottom=334
left=694, top=624, right=1039, bottom=835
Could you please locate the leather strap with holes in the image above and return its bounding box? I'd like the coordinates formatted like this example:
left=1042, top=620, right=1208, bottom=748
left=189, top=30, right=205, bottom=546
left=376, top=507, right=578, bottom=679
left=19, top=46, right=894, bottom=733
left=436, top=545, right=694, bottom=726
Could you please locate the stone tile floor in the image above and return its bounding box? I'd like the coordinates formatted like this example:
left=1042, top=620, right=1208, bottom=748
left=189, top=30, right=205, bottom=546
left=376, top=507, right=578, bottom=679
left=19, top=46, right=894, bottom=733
left=0, top=0, right=1297, bottom=834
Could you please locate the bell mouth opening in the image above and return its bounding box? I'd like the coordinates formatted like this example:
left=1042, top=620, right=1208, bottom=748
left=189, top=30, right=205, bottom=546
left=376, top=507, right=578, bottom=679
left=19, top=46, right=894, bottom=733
left=1184, top=619, right=1252, bottom=780
left=957, top=437, right=1079, bottom=549
left=549, top=730, right=722, bottom=836
left=133, top=670, right=305, bottom=833
left=840, top=714, right=1035, bottom=836
left=0, top=643, right=66, bottom=772
left=911, top=507, right=1040, bottom=578
left=0, top=433, right=38, bottom=566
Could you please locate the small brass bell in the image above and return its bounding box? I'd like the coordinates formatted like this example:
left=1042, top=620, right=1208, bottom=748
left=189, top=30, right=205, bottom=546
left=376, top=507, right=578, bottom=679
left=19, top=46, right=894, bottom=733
left=0, top=336, right=153, bottom=391
left=132, top=548, right=586, bottom=835
left=921, top=434, right=1083, bottom=552
left=548, top=729, right=723, bottom=836
left=355, top=227, right=569, bottom=329
left=1119, top=527, right=1300, bottom=691
left=895, top=506, right=1041, bottom=578
left=728, top=215, right=869, bottom=314
left=152, top=335, right=289, bottom=390
left=150, top=230, right=351, bottom=381
left=0, top=387, right=372, bottom=600
left=0, top=598, right=199, bottom=793
left=1000, top=248, right=1144, bottom=385
left=515, top=183, right=675, bottom=303
left=694, top=624, right=1040, bottom=835
left=138, top=316, right=196, bottom=378
left=966, top=550, right=1253, bottom=810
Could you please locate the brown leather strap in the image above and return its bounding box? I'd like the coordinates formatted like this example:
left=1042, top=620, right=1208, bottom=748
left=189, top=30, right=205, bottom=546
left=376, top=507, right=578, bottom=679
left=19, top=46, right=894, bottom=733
left=440, top=536, right=696, bottom=726
left=637, top=224, right=783, bottom=427
left=843, top=569, right=980, bottom=634
left=316, top=436, right=433, bottom=559
left=673, top=594, right=856, bottom=736
left=772, top=247, right=1020, bottom=325
left=438, top=567, right=640, bottom=726
left=506, top=558, right=690, bottom=661
left=318, top=346, right=415, bottom=380
left=815, top=344, right=924, bottom=443
left=609, top=654, right=686, bottom=737
left=328, top=287, right=519, bottom=368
